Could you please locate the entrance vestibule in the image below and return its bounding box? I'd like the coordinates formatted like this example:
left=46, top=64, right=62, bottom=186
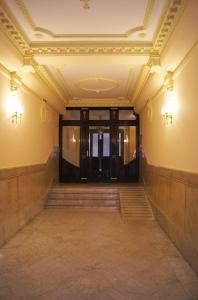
left=59, top=107, right=139, bottom=182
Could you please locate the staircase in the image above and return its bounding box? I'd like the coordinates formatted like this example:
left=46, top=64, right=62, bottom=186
left=119, top=185, right=154, bottom=221
left=46, top=184, right=154, bottom=221
left=46, top=185, right=120, bottom=211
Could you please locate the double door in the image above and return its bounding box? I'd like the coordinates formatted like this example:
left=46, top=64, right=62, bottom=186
left=88, top=128, right=110, bottom=179
left=61, top=123, right=138, bottom=182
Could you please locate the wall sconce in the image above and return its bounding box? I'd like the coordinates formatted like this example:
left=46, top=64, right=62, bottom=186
left=161, top=72, right=177, bottom=124
left=80, top=0, right=90, bottom=9
left=124, top=135, right=128, bottom=143
left=72, top=129, right=76, bottom=143
left=72, top=134, right=76, bottom=143
left=8, top=74, right=24, bottom=124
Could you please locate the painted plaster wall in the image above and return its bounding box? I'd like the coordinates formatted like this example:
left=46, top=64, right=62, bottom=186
left=0, top=72, right=59, bottom=168
left=140, top=51, right=198, bottom=173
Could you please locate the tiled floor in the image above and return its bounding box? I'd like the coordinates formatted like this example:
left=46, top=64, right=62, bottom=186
left=0, top=209, right=197, bottom=300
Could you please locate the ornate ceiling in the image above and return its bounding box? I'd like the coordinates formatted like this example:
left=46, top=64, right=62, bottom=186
left=0, top=0, right=185, bottom=107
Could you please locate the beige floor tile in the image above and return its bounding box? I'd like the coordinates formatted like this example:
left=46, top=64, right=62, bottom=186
left=0, top=209, right=197, bottom=300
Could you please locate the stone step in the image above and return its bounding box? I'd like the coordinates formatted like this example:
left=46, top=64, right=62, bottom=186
left=51, top=187, right=118, bottom=193
left=48, top=193, right=119, bottom=201
left=46, top=184, right=154, bottom=220
left=47, top=199, right=119, bottom=207
left=46, top=187, right=120, bottom=211
left=47, top=206, right=119, bottom=212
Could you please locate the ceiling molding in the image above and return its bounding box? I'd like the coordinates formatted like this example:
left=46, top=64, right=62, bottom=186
left=67, top=98, right=132, bottom=108
left=131, top=65, right=151, bottom=104
left=14, top=0, right=155, bottom=38
left=27, top=44, right=154, bottom=56
left=0, top=5, right=29, bottom=54
left=0, top=63, right=12, bottom=79
left=153, top=0, right=186, bottom=53
left=131, top=0, right=186, bottom=105
left=0, top=1, right=186, bottom=58
left=138, top=29, right=198, bottom=113
left=124, top=67, right=134, bottom=99
left=0, top=0, right=187, bottom=108
left=75, top=77, right=119, bottom=94
left=173, top=41, right=198, bottom=80
left=55, top=68, right=73, bottom=99
left=32, top=63, right=68, bottom=104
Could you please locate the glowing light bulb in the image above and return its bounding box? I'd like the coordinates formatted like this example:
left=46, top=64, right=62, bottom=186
left=6, top=89, right=24, bottom=123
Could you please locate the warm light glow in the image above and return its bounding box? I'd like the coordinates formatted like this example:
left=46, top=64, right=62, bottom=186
left=72, top=133, right=76, bottom=143
left=124, top=136, right=128, bottom=143
left=161, top=89, right=178, bottom=124
left=6, top=89, right=24, bottom=124
left=167, top=90, right=177, bottom=115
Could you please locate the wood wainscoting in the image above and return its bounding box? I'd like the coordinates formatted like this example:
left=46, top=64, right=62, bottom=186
left=141, top=156, right=198, bottom=274
left=0, top=148, right=59, bottom=248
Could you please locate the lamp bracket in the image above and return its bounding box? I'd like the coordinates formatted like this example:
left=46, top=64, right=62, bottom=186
left=164, top=71, right=174, bottom=90
left=10, top=72, right=22, bottom=90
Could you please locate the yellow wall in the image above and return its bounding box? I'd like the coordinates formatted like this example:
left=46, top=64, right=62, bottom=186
left=0, top=72, right=59, bottom=168
left=141, top=50, right=198, bottom=173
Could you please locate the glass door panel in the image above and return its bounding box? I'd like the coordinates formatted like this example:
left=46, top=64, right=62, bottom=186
left=88, top=126, right=110, bottom=180
left=118, top=126, right=137, bottom=180
left=61, top=126, right=80, bottom=181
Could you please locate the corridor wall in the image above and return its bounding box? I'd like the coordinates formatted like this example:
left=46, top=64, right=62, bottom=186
left=0, top=26, right=64, bottom=246
left=140, top=0, right=198, bottom=274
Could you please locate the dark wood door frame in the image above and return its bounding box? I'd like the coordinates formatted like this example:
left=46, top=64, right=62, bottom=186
left=59, top=107, right=140, bottom=182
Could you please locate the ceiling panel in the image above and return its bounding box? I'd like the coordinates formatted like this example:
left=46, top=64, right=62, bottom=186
left=0, top=0, right=183, bottom=108
left=47, top=62, right=143, bottom=102
left=4, top=0, right=168, bottom=42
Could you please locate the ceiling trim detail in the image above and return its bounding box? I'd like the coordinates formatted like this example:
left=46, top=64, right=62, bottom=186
left=55, top=68, right=73, bottom=99
left=75, top=77, right=119, bottom=94
left=153, top=0, right=186, bottom=53
left=0, top=0, right=187, bottom=108
left=0, top=7, right=29, bottom=54
left=125, top=67, right=134, bottom=99
left=28, top=44, right=154, bottom=56
left=14, top=0, right=155, bottom=38
left=0, top=0, right=186, bottom=56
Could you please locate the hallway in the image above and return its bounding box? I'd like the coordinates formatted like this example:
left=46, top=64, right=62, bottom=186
left=0, top=0, right=198, bottom=299
left=0, top=208, right=197, bottom=300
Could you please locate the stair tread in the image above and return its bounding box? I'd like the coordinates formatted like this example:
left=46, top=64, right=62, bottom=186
left=47, top=184, right=154, bottom=221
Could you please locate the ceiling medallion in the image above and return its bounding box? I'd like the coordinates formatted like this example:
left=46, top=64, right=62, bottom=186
left=80, top=0, right=90, bottom=9
left=76, top=77, right=119, bottom=94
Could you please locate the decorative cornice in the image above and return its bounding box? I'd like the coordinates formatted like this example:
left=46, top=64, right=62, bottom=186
left=26, top=44, right=154, bottom=56
left=131, top=0, right=186, bottom=108
left=141, top=41, right=198, bottom=113
left=0, top=0, right=186, bottom=58
left=0, top=4, right=29, bottom=54
left=0, top=0, right=187, bottom=108
left=14, top=0, right=155, bottom=39
left=153, top=0, right=186, bottom=53
left=68, top=98, right=132, bottom=107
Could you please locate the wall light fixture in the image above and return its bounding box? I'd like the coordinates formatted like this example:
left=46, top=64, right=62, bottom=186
left=80, top=0, right=90, bottom=9
left=161, top=72, right=177, bottom=124
left=8, top=74, right=24, bottom=124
